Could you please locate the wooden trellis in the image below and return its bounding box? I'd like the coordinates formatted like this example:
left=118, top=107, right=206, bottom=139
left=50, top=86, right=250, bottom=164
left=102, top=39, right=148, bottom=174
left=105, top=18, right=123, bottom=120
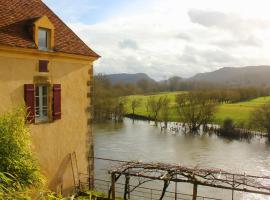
left=108, top=161, right=270, bottom=200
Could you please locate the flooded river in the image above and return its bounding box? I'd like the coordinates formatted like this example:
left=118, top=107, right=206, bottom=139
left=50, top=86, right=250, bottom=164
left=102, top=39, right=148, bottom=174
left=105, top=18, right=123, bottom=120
left=94, top=118, right=270, bottom=200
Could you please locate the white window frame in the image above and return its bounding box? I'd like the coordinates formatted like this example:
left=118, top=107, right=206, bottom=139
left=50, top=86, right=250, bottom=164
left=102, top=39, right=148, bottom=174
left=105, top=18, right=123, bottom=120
left=35, top=85, right=49, bottom=123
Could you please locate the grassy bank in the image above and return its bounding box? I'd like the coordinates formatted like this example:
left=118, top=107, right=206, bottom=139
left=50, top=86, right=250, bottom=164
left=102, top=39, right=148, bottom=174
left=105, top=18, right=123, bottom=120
left=124, top=92, right=270, bottom=126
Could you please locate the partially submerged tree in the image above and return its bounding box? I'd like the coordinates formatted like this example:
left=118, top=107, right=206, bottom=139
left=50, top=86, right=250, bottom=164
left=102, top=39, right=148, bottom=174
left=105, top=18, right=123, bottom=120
left=160, top=96, right=170, bottom=128
left=113, top=98, right=126, bottom=122
left=222, top=118, right=235, bottom=131
left=93, top=74, right=127, bottom=122
left=146, top=96, right=169, bottom=125
left=146, top=97, right=162, bottom=125
left=201, top=98, right=217, bottom=130
left=130, top=98, right=141, bottom=115
left=249, top=103, right=270, bottom=136
left=93, top=74, right=113, bottom=121
left=175, top=92, right=217, bottom=132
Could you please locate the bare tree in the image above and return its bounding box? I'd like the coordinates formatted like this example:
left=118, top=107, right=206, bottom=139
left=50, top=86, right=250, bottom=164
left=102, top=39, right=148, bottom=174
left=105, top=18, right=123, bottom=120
left=146, top=96, right=167, bottom=125
left=249, top=103, right=270, bottom=136
left=160, top=96, right=170, bottom=128
left=175, top=92, right=217, bottom=132
left=93, top=74, right=127, bottom=122
left=113, top=98, right=126, bottom=122
left=201, top=98, right=217, bottom=130
left=93, top=74, right=115, bottom=121
left=131, top=98, right=141, bottom=115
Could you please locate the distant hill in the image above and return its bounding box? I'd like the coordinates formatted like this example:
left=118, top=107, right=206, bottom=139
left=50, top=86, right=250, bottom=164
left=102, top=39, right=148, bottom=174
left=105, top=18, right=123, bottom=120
left=105, top=73, right=155, bottom=85
left=163, top=76, right=183, bottom=83
left=104, top=66, right=270, bottom=87
left=188, top=66, right=270, bottom=86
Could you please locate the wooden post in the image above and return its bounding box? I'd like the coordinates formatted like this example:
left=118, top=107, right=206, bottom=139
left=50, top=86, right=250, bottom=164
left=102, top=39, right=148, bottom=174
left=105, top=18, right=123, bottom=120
left=124, top=175, right=130, bottom=200
left=192, top=183, right=198, bottom=200
left=89, top=144, right=95, bottom=190
left=88, top=175, right=92, bottom=191
left=232, top=174, right=235, bottom=200
left=175, top=182, right=177, bottom=200
left=69, top=154, right=77, bottom=189
left=127, top=176, right=130, bottom=199
left=111, top=173, right=116, bottom=200
left=160, top=180, right=169, bottom=200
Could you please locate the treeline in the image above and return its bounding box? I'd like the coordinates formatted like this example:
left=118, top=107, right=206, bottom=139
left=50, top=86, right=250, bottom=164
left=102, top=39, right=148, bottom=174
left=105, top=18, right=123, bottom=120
left=93, top=75, right=126, bottom=122
left=96, top=74, right=270, bottom=98
left=93, top=74, right=270, bottom=122
left=195, top=87, right=270, bottom=103
left=101, top=78, right=223, bottom=95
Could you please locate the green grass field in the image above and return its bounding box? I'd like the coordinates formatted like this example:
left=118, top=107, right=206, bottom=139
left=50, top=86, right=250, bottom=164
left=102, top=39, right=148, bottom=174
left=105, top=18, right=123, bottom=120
left=215, top=96, right=270, bottom=125
left=124, top=92, right=270, bottom=126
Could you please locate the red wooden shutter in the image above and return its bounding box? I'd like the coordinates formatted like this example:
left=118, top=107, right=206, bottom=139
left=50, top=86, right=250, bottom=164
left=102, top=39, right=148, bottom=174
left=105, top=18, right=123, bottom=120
left=53, top=84, right=61, bottom=120
left=24, top=84, right=35, bottom=123
left=39, top=60, right=49, bottom=72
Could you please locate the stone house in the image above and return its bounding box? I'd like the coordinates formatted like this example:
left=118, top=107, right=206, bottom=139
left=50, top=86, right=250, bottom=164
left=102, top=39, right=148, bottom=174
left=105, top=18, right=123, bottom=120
left=0, top=0, right=99, bottom=194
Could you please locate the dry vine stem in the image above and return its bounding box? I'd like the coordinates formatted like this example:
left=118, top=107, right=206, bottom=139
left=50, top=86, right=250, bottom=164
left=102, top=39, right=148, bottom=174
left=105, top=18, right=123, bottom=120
left=108, top=161, right=270, bottom=200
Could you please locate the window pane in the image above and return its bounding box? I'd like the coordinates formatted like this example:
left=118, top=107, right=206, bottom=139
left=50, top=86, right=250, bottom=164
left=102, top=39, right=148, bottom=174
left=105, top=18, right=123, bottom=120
left=43, top=110, right=48, bottom=117
left=35, top=86, right=39, bottom=96
left=35, top=88, right=40, bottom=117
left=35, top=97, right=39, bottom=107
left=38, top=29, right=48, bottom=49
left=43, top=97, right=47, bottom=106
left=42, top=86, right=47, bottom=95
left=35, top=106, right=40, bottom=117
left=35, top=85, right=49, bottom=120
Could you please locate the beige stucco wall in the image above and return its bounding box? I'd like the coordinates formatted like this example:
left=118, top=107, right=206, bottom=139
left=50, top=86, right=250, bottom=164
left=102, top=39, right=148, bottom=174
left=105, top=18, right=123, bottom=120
left=0, top=46, right=95, bottom=194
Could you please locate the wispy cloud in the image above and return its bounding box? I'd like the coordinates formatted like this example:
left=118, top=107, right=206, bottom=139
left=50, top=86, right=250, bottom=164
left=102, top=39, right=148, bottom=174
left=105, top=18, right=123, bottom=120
left=45, top=0, right=270, bottom=80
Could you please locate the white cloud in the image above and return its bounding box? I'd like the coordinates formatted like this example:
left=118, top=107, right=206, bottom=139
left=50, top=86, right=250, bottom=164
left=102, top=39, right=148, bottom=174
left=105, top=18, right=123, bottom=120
left=212, top=35, right=263, bottom=48
left=175, top=33, right=192, bottom=41
left=188, top=9, right=270, bottom=36
left=67, top=0, right=270, bottom=80
left=118, top=39, right=139, bottom=50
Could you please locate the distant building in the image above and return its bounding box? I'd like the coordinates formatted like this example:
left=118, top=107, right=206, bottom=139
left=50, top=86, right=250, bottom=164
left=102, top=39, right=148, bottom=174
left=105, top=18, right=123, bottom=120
left=0, top=0, right=99, bottom=194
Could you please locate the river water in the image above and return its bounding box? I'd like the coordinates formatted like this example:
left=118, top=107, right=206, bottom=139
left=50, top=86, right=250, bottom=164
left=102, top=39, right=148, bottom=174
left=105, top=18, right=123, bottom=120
left=94, top=118, right=270, bottom=200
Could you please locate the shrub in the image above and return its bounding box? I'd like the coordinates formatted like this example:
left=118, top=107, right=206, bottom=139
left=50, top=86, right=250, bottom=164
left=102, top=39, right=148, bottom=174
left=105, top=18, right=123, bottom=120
left=0, top=107, right=77, bottom=199
left=0, top=107, right=43, bottom=188
left=218, top=118, right=253, bottom=140
left=222, top=118, right=234, bottom=132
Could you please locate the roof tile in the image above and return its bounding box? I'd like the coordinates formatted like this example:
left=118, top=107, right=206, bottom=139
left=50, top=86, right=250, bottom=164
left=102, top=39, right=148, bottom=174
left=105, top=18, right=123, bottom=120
left=0, top=0, right=100, bottom=58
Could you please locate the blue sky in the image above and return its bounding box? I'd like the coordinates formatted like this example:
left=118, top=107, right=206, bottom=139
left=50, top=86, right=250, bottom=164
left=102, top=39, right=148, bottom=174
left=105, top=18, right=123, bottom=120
left=44, top=0, right=270, bottom=80
left=44, top=0, right=144, bottom=24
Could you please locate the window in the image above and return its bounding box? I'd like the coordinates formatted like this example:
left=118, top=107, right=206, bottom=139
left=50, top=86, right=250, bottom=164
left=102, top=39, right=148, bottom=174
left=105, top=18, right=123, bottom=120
left=35, top=85, right=49, bottom=122
left=24, top=83, right=61, bottom=124
left=39, top=60, right=49, bottom=72
left=38, top=28, right=49, bottom=50
left=34, top=16, right=55, bottom=51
